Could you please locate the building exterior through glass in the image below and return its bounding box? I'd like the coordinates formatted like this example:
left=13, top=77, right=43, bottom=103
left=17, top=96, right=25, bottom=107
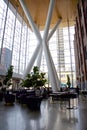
left=0, top=0, right=76, bottom=87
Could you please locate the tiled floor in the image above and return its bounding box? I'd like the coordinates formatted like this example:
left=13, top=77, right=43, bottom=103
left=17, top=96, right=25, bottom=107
left=0, top=97, right=87, bottom=130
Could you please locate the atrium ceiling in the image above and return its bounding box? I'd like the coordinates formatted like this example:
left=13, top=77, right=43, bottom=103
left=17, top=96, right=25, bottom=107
left=10, top=0, right=78, bottom=30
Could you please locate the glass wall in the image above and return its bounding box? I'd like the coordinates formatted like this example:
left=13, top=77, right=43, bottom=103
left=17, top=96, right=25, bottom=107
left=0, top=0, right=76, bottom=87
left=60, top=26, right=76, bottom=87
left=0, top=0, right=39, bottom=74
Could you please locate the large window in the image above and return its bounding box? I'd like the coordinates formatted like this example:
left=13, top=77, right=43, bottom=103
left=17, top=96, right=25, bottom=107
left=0, top=0, right=76, bottom=87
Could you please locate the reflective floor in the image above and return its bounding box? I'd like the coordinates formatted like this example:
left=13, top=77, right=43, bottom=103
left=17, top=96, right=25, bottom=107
left=0, top=98, right=87, bottom=130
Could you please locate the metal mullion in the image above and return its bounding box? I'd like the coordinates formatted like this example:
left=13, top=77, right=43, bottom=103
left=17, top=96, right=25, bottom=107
left=18, top=16, right=23, bottom=74
left=11, top=7, right=18, bottom=65
left=0, top=0, right=9, bottom=63
left=67, top=19, right=74, bottom=87
left=24, top=23, right=28, bottom=70
left=58, top=27, right=61, bottom=83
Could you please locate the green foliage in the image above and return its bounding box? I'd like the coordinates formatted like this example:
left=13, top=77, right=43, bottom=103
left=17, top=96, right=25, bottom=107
left=66, top=74, right=71, bottom=88
left=3, top=65, right=13, bottom=86
left=21, top=66, right=47, bottom=88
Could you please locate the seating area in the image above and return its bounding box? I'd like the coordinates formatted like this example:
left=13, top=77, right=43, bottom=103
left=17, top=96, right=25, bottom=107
left=0, top=87, right=82, bottom=110
left=0, top=87, right=50, bottom=109
left=49, top=91, right=78, bottom=109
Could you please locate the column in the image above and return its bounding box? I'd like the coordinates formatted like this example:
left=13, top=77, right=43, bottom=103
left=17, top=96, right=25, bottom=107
left=19, top=0, right=61, bottom=91
left=42, top=0, right=60, bottom=91
left=19, top=0, right=42, bottom=78
left=36, top=19, right=62, bottom=70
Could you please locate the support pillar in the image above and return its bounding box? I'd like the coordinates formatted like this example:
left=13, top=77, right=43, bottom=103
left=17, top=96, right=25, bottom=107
left=19, top=0, right=41, bottom=41
left=36, top=18, right=62, bottom=70
left=47, top=18, right=62, bottom=41
left=36, top=47, right=43, bottom=69
left=23, top=41, right=42, bottom=78
left=19, top=0, right=61, bottom=91
left=42, top=0, right=60, bottom=91
left=19, top=0, right=42, bottom=78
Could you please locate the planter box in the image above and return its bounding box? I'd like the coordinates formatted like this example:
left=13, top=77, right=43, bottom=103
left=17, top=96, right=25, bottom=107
left=4, top=93, right=15, bottom=105
left=0, top=92, right=3, bottom=101
left=26, top=96, right=43, bottom=110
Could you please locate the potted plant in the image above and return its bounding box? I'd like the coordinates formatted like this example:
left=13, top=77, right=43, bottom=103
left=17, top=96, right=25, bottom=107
left=66, top=74, right=71, bottom=89
left=3, top=65, right=15, bottom=105
left=20, top=66, right=47, bottom=110
left=21, top=66, right=47, bottom=90
left=3, top=65, right=13, bottom=88
left=66, top=74, right=73, bottom=109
